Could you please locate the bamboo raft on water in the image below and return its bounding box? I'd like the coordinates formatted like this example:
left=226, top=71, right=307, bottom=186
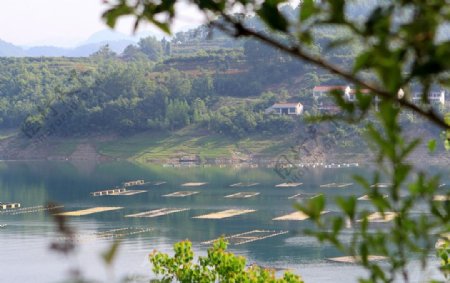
left=91, top=188, right=147, bottom=196
left=181, top=182, right=207, bottom=187
left=90, top=188, right=126, bottom=196
left=358, top=194, right=388, bottom=201
left=370, top=183, right=391, bottom=188
left=320, top=183, right=353, bottom=188
left=113, top=190, right=147, bottom=196
left=162, top=191, right=199, bottom=197
left=202, top=230, right=288, bottom=245
left=0, top=204, right=63, bottom=215
left=56, top=207, right=123, bottom=216
left=358, top=212, right=397, bottom=223
left=273, top=211, right=329, bottom=221
left=125, top=208, right=189, bottom=218
left=327, top=255, right=387, bottom=263
left=224, top=192, right=260, bottom=199
left=288, top=193, right=321, bottom=200
left=275, top=182, right=303, bottom=188
left=0, top=202, right=21, bottom=210
left=229, top=182, right=259, bottom=187
left=56, top=227, right=154, bottom=243
left=193, top=209, right=255, bottom=219
left=123, top=180, right=146, bottom=187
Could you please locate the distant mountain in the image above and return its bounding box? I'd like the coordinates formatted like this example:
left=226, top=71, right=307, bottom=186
left=23, top=40, right=135, bottom=57
left=85, top=30, right=135, bottom=44
left=67, top=40, right=136, bottom=56
left=83, top=29, right=155, bottom=45
left=0, top=39, right=24, bottom=57
left=0, top=39, right=134, bottom=57
left=0, top=29, right=156, bottom=57
left=25, top=46, right=67, bottom=57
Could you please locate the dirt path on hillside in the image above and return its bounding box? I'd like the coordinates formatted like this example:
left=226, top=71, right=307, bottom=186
left=69, top=143, right=100, bottom=160
left=0, top=135, right=108, bottom=161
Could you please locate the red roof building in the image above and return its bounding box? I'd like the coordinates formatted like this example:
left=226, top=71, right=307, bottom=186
left=265, top=102, right=303, bottom=115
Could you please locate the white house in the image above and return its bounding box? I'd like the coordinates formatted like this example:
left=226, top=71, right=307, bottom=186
left=412, top=91, right=446, bottom=105
left=313, top=85, right=376, bottom=102
left=313, top=86, right=357, bottom=113
left=313, top=85, right=352, bottom=100
left=265, top=103, right=303, bottom=115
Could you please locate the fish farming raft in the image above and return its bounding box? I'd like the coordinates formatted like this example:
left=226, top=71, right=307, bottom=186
left=0, top=203, right=21, bottom=210
left=202, top=230, right=288, bottom=245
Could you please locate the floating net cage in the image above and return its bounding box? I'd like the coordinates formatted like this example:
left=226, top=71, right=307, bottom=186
left=0, top=204, right=63, bottom=215
left=275, top=182, right=303, bottom=188
left=202, top=230, right=289, bottom=246
left=320, top=182, right=353, bottom=188
left=125, top=208, right=189, bottom=218
left=162, top=191, right=199, bottom=197
left=229, top=182, right=259, bottom=187
left=193, top=209, right=256, bottom=219
left=288, top=193, right=322, bottom=200
left=57, top=207, right=123, bottom=216
left=225, top=192, right=260, bottom=199
left=181, top=182, right=207, bottom=187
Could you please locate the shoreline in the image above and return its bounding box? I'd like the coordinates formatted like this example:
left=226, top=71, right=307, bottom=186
left=0, top=153, right=447, bottom=169
left=0, top=134, right=448, bottom=167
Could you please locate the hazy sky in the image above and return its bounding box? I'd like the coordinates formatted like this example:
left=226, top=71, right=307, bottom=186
left=0, top=0, right=204, bottom=47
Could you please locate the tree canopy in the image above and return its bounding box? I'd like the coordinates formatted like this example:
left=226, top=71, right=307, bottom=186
left=102, top=0, right=450, bottom=132
left=101, top=1, right=450, bottom=282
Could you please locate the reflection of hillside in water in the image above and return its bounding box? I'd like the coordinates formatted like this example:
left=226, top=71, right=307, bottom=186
left=70, top=159, right=98, bottom=175
left=0, top=161, right=448, bottom=282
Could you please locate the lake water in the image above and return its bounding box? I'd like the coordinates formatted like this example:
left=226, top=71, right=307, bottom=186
left=0, top=161, right=447, bottom=282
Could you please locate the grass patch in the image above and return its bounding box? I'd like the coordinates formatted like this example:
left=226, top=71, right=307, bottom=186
left=97, top=129, right=238, bottom=161
left=53, top=140, right=79, bottom=156
left=95, top=128, right=294, bottom=162
left=0, top=130, right=18, bottom=141
left=96, top=132, right=171, bottom=159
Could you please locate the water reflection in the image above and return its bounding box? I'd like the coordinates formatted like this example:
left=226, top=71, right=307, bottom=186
left=0, top=161, right=447, bottom=282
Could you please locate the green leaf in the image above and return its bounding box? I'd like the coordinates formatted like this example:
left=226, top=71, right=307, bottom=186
left=353, top=175, right=370, bottom=189
left=353, top=51, right=372, bottom=73
left=151, top=19, right=171, bottom=34
left=300, top=0, right=315, bottom=21
left=257, top=1, right=288, bottom=32
left=102, top=5, right=133, bottom=28
left=102, top=240, right=120, bottom=266
left=336, top=196, right=357, bottom=220
left=400, top=138, right=421, bottom=160
left=327, top=0, right=345, bottom=23
left=355, top=90, right=373, bottom=110
left=325, top=37, right=353, bottom=52
left=445, top=113, right=450, bottom=125
left=295, top=194, right=325, bottom=221
left=299, top=31, right=313, bottom=44
left=428, top=139, right=437, bottom=153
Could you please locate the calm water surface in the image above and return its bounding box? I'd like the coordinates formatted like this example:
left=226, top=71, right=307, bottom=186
left=0, top=161, right=447, bottom=282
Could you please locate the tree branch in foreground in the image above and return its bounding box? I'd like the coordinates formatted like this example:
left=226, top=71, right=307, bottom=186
left=212, top=14, right=450, bottom=131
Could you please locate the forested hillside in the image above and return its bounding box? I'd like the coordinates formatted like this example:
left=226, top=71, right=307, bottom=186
left=0, top=24, right=360, bottom=137
left=0, top=10, right=446, bottom=162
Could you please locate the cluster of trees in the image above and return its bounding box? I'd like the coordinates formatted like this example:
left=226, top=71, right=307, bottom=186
left=6, top=0, right=448, bottom=281
left=1, top=29, right=440, bottom=144
left=209, top=104, right=298, bottom=137
left=6, top=57, right=305, bottom=139
left=0, top=3, right=375, bottom=141
left=1, top=9, right=442, bottom=144
left=1, top=30, right=329, bottom=139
